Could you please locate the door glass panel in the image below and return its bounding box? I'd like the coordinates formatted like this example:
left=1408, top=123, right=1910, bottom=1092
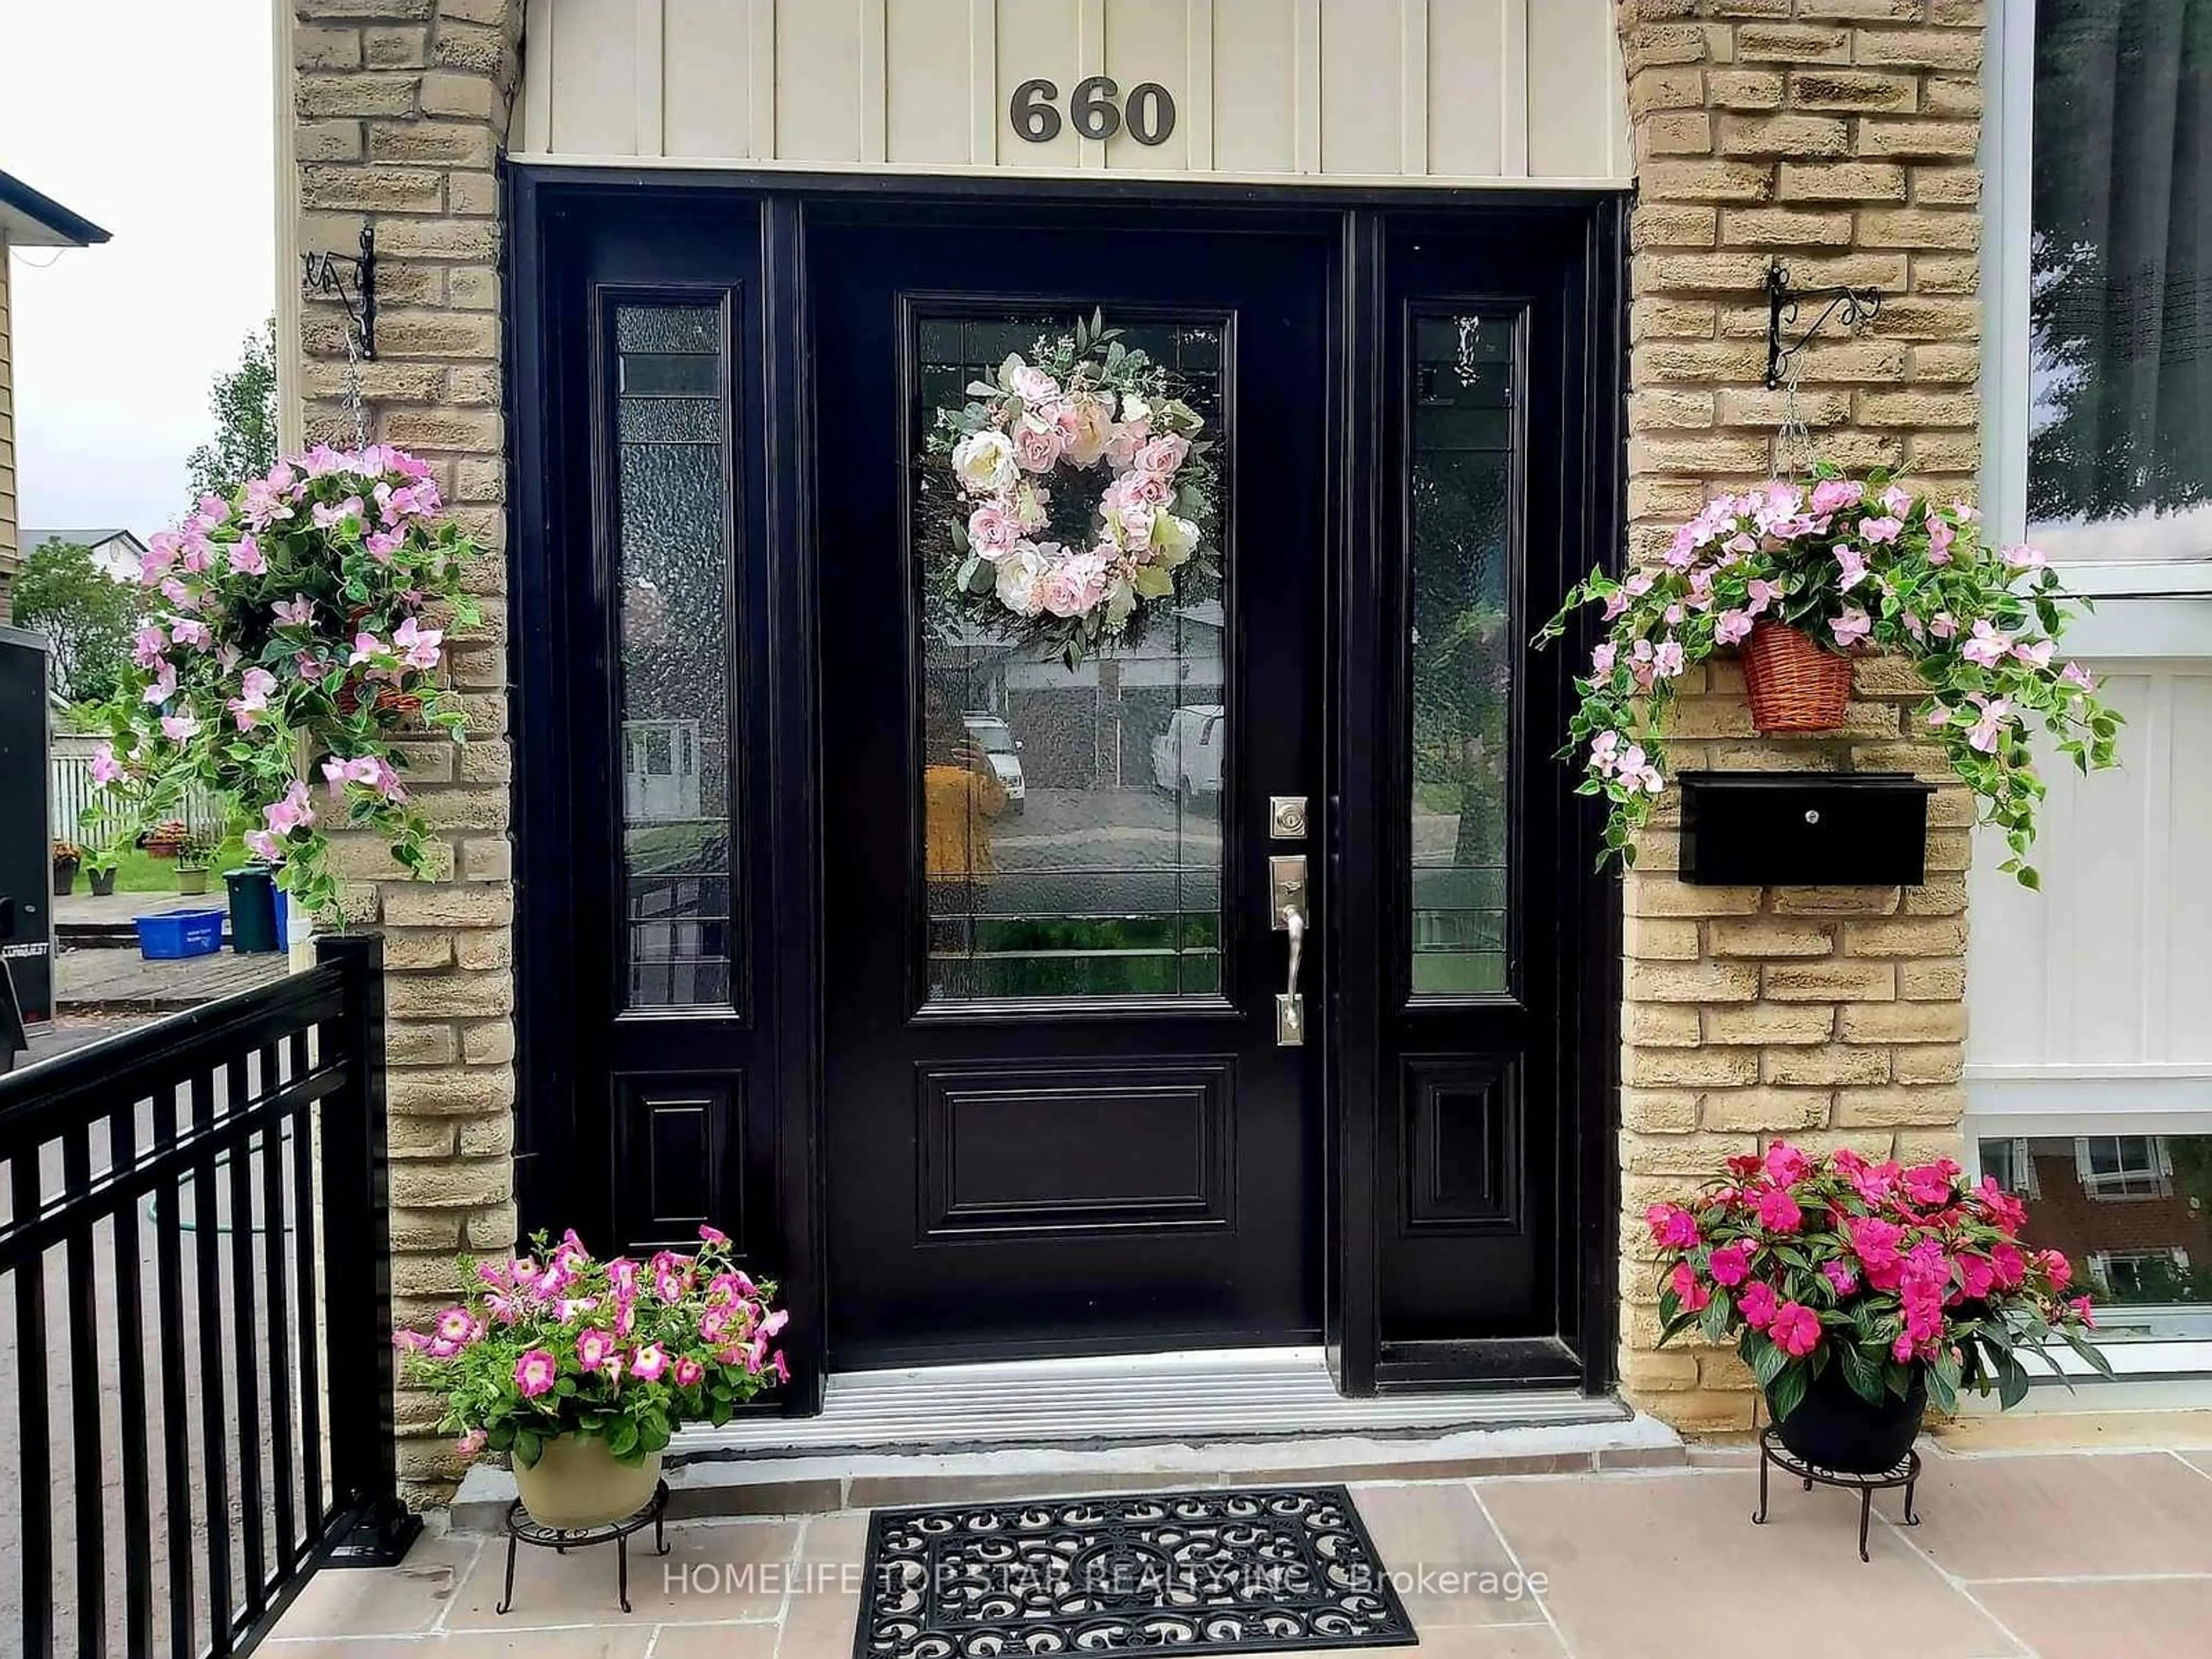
left=613, top=301, right=734, bottom=1008
left=1409, top=313, right=1516, bottom=997
left=914, top=313, right=1226, bottom=1003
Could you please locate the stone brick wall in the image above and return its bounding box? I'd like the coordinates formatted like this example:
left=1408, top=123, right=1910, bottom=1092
left=1, top=239, right=17, bottom=626
left=289, top=0, right=524, bottom=1501
left=1613, top=0, right=1985, bottom=1432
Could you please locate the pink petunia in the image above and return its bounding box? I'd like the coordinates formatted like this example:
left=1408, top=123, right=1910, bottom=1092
left=514, top=1349, right=558, bottom=1397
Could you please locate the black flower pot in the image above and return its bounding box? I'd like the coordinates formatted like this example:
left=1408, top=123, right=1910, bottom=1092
left=1767, top=1356, right=1926, bottom=1474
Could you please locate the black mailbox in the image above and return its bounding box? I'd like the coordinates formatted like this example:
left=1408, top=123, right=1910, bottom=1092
left=1677, top=771, right=1936, bottom=888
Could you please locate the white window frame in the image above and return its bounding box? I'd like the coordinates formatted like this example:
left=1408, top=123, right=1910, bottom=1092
left=2072, top=1134, right=2174, bottom=1200
left=1969, top=6, right=2212, bottom=1387
left=1980, top=0, right=2212, bottom=657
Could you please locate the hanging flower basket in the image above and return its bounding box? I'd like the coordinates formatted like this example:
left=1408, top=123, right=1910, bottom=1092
left=1536, top=468, right=2126, bottom=885
left=77, top=445, right=480, bottom=919
left=1741, top=621, right=1853, bottom=734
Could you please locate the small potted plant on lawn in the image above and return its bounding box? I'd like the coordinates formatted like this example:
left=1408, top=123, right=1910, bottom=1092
left=1646, top=1142, right=2109, bottom=1472
left=174, top=827, right=221, bottom=896
left=51, top=840, right=83, bottom=897
left=1537, top=466, right=2123, bottom=885
left=397, top=1226, right=789, bottom=1529
left=79, top=445, right=479, bottom=921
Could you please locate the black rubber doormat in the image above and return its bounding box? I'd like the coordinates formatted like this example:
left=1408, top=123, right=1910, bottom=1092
left=851, top=1484, right=1418, bottom=1656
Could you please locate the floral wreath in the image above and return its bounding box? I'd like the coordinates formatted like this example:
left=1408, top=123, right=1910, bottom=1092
left=925, top=311, right=1218, bottom=668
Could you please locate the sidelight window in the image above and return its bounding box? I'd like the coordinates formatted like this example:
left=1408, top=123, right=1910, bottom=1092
left=612, top=300, right=738, bottom=1009
left=1407, top=310, right=1520, bottom=997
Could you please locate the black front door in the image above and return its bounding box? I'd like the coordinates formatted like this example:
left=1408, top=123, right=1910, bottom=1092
left=515, top=180, right=1624, bottom=1399
left=812, top=209, right=1334, bottom=1367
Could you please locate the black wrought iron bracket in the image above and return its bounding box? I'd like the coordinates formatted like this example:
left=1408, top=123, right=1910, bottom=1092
left=303, top=225, right=377, bottom=360
left=1764, top=257, right=1881, bottom=389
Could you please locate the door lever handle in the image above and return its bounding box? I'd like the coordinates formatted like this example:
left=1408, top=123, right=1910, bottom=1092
left=1277, top=903, right=1306, bottom=1046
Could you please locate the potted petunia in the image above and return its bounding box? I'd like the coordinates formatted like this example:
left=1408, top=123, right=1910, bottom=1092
left=397, top=1226, right=788, bottom=1529
left=1646, top=1142, right=2109, bottom=1473
left=1537, top=467, right=2123, bottom=885
left=174, top=827, right=222, bottom=896
left=79, top=445, right=478, bottom=920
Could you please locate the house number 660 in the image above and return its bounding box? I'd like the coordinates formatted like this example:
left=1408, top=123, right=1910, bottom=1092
left=1009, top=77, right=1177, bottom=146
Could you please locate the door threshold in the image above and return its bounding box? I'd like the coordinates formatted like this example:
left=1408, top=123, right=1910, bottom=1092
left=682, top=1345, right=1619, bottom=1457
left=448, top=1350, right=1675, bottom=1529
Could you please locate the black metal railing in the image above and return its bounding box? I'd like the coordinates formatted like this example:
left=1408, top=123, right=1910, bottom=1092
left=0, top=935, right=416, bottom=1658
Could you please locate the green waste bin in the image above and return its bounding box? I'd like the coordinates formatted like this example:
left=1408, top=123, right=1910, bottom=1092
left=225, top=866, right=283, bottom=954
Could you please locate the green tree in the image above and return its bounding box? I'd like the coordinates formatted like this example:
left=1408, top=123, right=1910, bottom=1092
left=185, top=317, right=279, bottom=500
left=12, top=537, right=144, bottom=703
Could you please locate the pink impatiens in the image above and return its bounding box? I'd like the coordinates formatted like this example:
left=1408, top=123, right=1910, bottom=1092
left=1647, top=1139, right=2107, bottom=1426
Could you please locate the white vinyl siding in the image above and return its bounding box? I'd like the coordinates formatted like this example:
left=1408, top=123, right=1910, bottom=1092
left=513, top=0, right=1630, bottom=185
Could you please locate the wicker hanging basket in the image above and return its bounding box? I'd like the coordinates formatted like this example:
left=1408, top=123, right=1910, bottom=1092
left=1741, top=622, right=1852, bottom=734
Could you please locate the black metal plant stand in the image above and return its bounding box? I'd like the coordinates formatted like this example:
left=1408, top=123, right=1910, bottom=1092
left=497, top=1480, right=671, bottom=1615
left=1752, top=1427, right=1920, bottom=1563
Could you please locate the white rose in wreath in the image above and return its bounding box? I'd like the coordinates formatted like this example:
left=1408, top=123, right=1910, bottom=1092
left=995, top=543, right=1050, bottom=616
left=1149, top=512, right=1199, bottom=564
left=926, top=314, right=1218, bottom=668
left=952, top=430, right=1017, bottom=496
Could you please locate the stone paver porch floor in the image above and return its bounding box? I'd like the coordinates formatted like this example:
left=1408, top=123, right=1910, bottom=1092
left=268, top=1447, right=2212, bottom=1657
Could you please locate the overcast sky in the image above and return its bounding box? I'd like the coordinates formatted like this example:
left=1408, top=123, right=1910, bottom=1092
left=4, top=2, right=274, bottom=540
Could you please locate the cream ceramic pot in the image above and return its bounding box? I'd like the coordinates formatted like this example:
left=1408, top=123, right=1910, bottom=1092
left=512, top=1433, right=662, bottom=1530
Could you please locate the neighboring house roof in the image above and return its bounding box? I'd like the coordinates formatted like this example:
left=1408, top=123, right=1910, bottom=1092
left=0, top=171, right=111, bottom=248
left=20, top=528, right=148, bottom=582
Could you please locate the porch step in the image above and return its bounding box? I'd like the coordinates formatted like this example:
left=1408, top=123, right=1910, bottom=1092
left=449, top=1347, right=1681, bottom=1529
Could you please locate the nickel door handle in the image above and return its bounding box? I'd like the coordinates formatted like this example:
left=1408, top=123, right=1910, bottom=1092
left=1277, top=901, right=1306, bottom=1046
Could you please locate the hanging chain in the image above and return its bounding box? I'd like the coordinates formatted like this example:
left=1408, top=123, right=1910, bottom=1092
left=338, top=310, right=370, bottom=450
left=1777, top=344, right=1816, bottom=480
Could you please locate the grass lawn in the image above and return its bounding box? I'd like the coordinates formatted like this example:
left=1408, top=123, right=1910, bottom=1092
left=98, top=836, right=252, bottom=895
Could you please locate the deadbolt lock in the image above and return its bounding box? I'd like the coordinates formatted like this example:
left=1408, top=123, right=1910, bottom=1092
left=1269, top=796, right=1309, bottom=839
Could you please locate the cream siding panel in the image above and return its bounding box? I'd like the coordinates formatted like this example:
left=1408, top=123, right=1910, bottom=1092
left=1527, top=0, right=1622, bottom=182
left=777, top=0, right=866, bottom=162
left=1425, top=0, right=1503, bottom=178
left=1103, top=0, right=1196, bottom=172
left=666, top=0, right=758, bottom=159
left=1968, top=665, right=2212, bottom=1074
left=1319, top=0, right=1402, bottom=176
left=885, top=0, right=974, bottom=165
left=546, top=0, right=642, bottom=157
left=995, top=0, right=1084, bottom=172
left=516, top=0, right=1630, bottom=184
left=1209, top=0, right=1297, bottom=175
